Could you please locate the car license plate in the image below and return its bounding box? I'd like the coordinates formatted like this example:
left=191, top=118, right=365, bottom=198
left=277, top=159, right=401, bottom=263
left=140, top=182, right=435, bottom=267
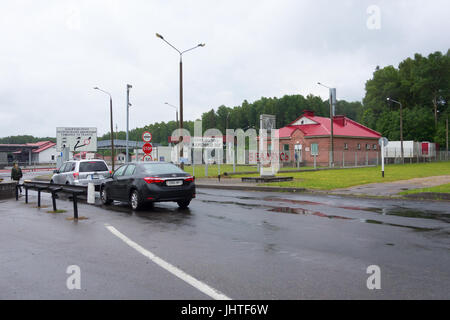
left=166, top=180, right=182, bottom=186
left=91, top=174, right=100, bottom=180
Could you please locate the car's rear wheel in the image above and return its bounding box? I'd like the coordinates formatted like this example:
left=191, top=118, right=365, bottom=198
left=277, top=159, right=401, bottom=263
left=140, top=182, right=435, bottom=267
left=101, top=186, right=112, bottom=205
left=177, top=200, right=191, bottom=209
left=130, top=190, right=143, bottom=210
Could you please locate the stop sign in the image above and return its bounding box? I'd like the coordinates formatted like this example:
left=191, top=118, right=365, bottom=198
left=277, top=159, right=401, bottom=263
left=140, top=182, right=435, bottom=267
left=143, top=143, right=153, bottom=154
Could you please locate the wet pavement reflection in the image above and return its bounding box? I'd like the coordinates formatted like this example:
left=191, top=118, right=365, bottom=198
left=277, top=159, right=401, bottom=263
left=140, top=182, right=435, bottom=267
left=196, top=190, right=450, bottom=235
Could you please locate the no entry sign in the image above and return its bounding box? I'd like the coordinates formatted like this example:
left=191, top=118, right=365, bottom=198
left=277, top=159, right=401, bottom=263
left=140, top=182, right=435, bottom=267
left=143, top=143, right=153, bottom=154
left=142, top=131, right=152, bottom=143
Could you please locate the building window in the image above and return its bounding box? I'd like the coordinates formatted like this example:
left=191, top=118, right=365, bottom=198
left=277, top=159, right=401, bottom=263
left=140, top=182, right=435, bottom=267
left=311, top=143, right=319, bottom=156
left=283, top=144, right=290, bottom=151
left=373, top=144, right=377, bottom=150
left=366, top=144, right=370, bottom=150
left=344, top=143, right=348, bottom=150
left=357, top=143, right=361, bottom=150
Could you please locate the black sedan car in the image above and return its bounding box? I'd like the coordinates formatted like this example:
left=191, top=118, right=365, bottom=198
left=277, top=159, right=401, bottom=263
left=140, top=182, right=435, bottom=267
left=100, top=162, right=195, bottom=210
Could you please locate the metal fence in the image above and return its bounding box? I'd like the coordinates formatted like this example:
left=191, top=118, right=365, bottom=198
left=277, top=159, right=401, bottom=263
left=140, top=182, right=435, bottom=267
left=281, top=149, right=450, bottom=169
left=0, top=162, right=56, bottom=170
left=383, top=151, right=450, bottom=165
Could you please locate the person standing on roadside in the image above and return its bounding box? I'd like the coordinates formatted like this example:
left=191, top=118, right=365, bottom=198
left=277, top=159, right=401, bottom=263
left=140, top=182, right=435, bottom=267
left=11, top=162, right=23, bottom=194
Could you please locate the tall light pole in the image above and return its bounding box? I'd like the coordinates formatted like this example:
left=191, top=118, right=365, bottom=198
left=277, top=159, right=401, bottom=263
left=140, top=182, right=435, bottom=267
left=156, top=33, right=205, bottom=165
left=165, top=102, right=179, bottom=126
left=446, top=116, right=449, bottom=161
left=126, top=84, right=132, bottom=163
left=318, top=82, right=336, bottom=167
left=387, top=97, right=404, bottom=164
left=94, top=87, right=115, bottom=171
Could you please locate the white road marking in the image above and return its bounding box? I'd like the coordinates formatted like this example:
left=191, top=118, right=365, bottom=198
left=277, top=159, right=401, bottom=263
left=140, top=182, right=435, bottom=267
left=105, top=224, right=232, bottom=300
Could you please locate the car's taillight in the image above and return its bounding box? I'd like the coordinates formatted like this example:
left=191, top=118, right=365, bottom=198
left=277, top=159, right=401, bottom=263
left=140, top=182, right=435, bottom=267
left=185, top=176, right=195, bottom=182
left=73, top=172, right=79, bottom=179
left=144, top=177, right=165, bottom=184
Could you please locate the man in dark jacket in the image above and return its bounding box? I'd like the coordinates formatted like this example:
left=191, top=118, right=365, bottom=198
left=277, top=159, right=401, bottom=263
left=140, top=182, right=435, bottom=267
left=11, top=162, right=23, bottom=194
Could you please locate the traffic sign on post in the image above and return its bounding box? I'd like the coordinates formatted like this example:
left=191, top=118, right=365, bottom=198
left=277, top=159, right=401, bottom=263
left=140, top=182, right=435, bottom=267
left=142, top=131, right=152, bottom=143
left=143, top=143, right=153, bottom=155
left=378, top=137, right=389, bottom=147
left=143, top=155, right=152, bottom=162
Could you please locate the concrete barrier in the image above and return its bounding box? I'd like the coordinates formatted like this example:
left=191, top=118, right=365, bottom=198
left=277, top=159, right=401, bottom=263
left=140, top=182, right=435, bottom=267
left=0, top=182, right=16, bottom=199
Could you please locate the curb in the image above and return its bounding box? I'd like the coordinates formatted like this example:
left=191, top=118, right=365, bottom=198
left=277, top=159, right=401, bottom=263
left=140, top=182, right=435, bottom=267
left=403, top=192, right=450, bottom=201
left=320, top=191, right=450, bottom=202
left=196, top=184, right=306, bottom=193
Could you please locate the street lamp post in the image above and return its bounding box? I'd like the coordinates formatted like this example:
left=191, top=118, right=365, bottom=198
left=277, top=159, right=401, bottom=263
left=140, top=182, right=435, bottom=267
left=318, top=82, right=336, bottom=167
left=165, top=102, right=179, bottom=126
left=156, top=33, right=205, bottom=166
left=94, top=87, right=115, bottom=171
left=387, top=98, right=404, bottom=164
left=126, top=84, right=132, bottom=163
left=446, top=116, right=449, bottom=161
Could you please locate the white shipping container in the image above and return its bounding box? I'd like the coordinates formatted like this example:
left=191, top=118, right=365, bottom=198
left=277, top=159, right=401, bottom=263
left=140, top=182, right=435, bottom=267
left=384, top=141, right=436, bottom=158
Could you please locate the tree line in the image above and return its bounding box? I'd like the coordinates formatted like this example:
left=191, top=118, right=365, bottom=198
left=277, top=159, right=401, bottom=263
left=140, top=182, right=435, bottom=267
left=2, top=50, right=448, bottom=148
left=100, top=50, right=449, bottom=147
left=99, top=95, right=364, bottom=146
left=0, top=135, right=56, bottom=144
left=361, top=50, right=449, bottom=146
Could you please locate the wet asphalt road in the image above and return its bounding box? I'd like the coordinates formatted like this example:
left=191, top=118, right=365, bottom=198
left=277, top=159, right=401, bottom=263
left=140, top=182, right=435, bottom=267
left=0, top=186, right=449, bottom=299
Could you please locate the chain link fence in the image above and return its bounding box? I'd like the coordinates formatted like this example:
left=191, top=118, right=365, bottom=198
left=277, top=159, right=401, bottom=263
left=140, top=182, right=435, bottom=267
left=281, top=148, right=450, bottom=169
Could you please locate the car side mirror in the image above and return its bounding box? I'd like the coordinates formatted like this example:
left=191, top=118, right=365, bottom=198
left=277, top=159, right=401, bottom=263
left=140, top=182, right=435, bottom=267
left=53, top=170, right=59, bottom=174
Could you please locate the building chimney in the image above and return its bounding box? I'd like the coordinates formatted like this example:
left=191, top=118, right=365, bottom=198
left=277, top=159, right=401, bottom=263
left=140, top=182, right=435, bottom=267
left=303, top=110, right=315, bottom=117
left=333, top=115, right=346, bottom=126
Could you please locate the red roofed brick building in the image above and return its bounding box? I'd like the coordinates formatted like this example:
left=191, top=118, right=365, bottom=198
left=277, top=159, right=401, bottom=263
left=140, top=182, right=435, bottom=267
left=279, top=110, right=381, bottom=167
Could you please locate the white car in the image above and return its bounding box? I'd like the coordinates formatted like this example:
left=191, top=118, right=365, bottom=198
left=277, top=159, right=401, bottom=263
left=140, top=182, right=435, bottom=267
left=51, top=159, right=111, bottom=190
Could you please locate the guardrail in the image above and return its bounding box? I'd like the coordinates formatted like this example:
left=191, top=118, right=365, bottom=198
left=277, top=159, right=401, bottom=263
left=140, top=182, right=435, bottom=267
left=18, top=181, right=88, bottom=220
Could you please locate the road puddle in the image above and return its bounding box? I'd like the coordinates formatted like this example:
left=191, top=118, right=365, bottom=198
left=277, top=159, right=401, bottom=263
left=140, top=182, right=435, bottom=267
left=362, top=207, right=450, bottom=223
left=200, top=199, right=266, bottom=209
left=268, top=206, right=352, bottom=220
left=264, top=198, right=322, bottom=206
left=362, top=219, right=437, bottom=232
left=267, top=198, right=450, bottom=223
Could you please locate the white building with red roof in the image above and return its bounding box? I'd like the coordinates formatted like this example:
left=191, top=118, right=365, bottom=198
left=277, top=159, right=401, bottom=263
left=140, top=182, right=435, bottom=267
left=23, top=141, right=57, bottom=164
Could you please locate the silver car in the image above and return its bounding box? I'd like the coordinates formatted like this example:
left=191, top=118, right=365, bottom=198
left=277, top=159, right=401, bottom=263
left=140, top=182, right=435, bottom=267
left=51, top=159, right=111, bottom=190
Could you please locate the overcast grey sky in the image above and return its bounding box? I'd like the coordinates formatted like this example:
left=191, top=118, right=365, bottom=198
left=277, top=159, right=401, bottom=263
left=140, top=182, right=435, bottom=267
left=0, top=0, right=449, bottom=138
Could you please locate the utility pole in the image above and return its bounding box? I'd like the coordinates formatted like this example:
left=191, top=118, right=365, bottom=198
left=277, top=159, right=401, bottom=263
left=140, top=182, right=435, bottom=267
left=387, top=98, right=404, bottom=164
left=446, top=116, right=449, bottom=161
left=94, top=87, right=115, bottom=171
left=126, top=84, right=132, bottom=163
left=165, top=102, right=179, bottom=127
left=318, top=83, right=336, bottom=167
left=400, top=102, right=404, bottom=164
left=156, top=33, right=205, bottom=168
left=330, top=88, right=336, bottom=167
left=110, top=96, right=115, bottom=171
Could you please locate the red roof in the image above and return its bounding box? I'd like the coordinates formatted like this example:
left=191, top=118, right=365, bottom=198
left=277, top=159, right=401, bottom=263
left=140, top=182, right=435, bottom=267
left=280, top=112, right=381, bottom=139
left=26, top=141, right=56, bottom=153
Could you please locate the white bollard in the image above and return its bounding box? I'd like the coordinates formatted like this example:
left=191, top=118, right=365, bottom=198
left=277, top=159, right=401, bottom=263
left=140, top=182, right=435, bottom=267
left=87, top=183, right=95, bottom=204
